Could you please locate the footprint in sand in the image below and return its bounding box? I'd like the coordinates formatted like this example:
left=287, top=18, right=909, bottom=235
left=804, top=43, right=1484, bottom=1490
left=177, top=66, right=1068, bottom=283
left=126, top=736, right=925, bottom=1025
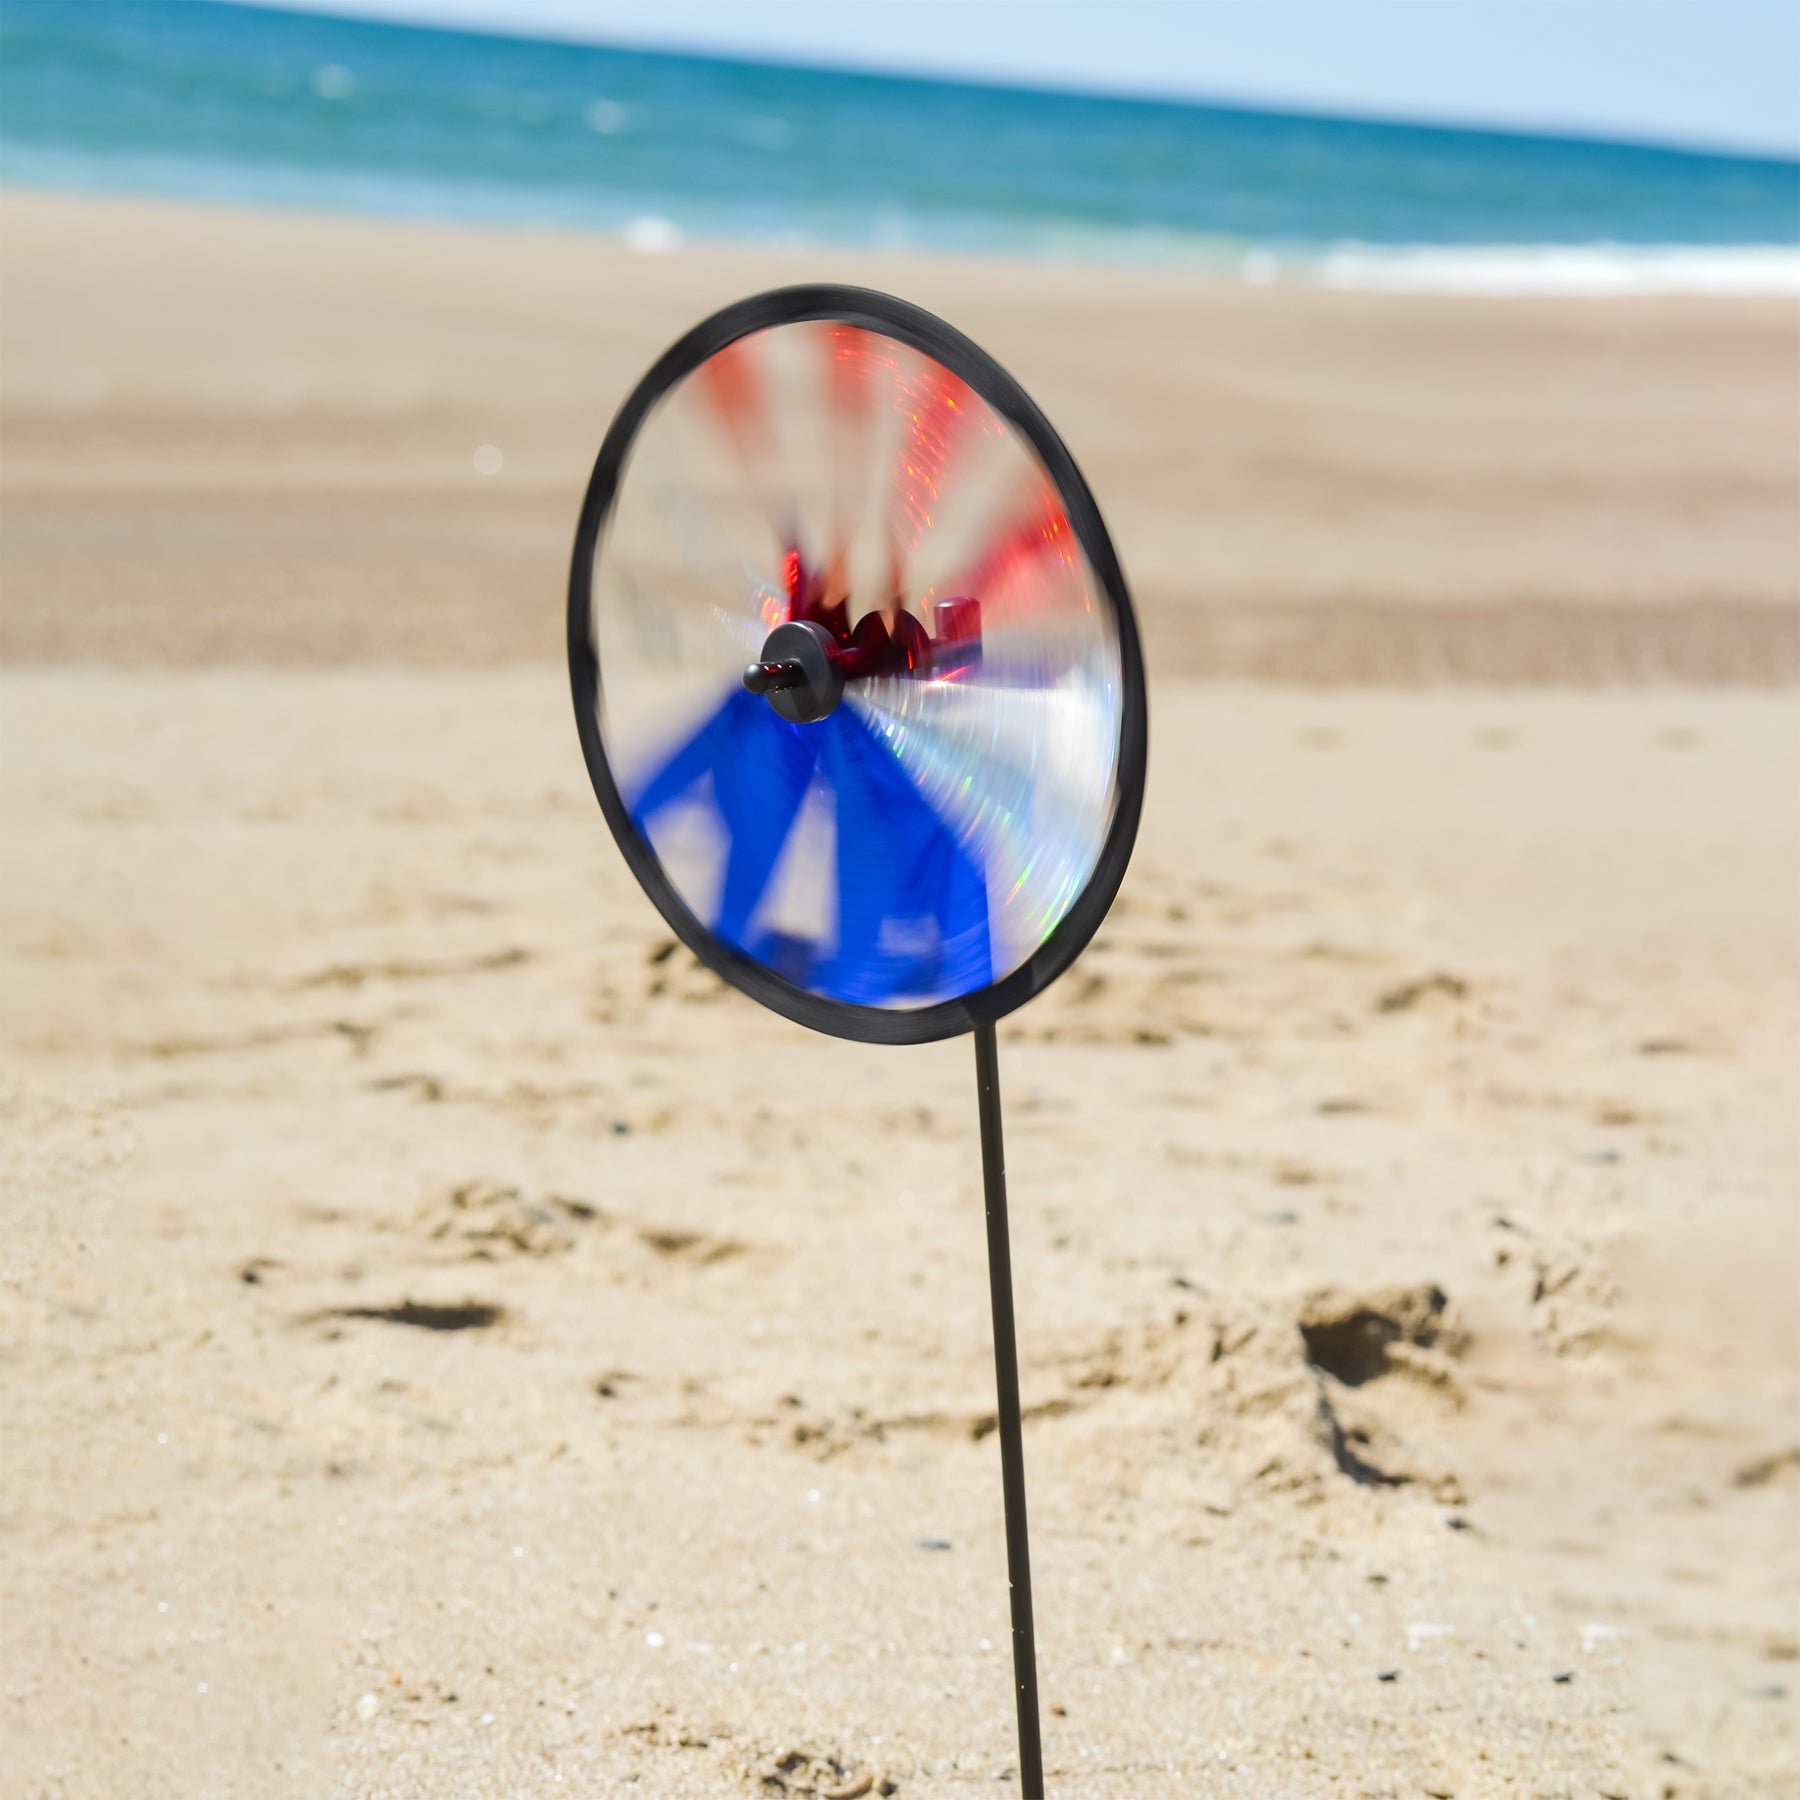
left=312, top=1299, right=507, bottom=1332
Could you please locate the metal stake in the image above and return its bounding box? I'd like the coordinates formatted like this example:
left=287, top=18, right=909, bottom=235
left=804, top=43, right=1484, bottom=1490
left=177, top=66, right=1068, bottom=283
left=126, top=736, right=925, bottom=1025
left=973, top=1019, right=1044, bottom=1796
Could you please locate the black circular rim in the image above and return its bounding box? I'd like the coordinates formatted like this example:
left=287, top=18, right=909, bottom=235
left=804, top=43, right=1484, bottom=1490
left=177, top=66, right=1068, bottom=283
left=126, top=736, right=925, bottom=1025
left=567, top=284, right=1148, bottom=1045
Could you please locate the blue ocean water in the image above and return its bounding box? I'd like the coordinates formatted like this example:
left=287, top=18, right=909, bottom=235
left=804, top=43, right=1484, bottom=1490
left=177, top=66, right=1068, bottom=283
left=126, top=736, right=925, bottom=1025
left=3, top=0, right=1797, bottom=288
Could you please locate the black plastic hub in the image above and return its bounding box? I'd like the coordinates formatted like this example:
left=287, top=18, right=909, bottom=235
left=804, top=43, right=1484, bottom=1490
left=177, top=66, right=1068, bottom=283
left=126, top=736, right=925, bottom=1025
left=743, top=619, right=844, bottom=723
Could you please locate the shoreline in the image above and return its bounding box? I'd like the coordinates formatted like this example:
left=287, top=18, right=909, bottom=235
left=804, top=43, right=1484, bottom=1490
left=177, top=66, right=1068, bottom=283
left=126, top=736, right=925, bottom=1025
left=7, top=171, right=1800, bottom=294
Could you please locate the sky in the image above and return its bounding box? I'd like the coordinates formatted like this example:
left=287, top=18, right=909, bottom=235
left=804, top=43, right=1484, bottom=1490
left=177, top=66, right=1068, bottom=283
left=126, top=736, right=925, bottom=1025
left=220, top=0, right=1800, bottom=158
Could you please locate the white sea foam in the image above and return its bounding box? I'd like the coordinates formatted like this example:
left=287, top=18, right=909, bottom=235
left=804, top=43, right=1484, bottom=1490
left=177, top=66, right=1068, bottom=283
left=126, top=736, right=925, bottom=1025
left=622, top=215, right=684, bottom=255
left=584, top=98, right=627, bottom=136
left=310, top=64, right=355, bottom=103
left=1305, top=243, right=1800, bottom=296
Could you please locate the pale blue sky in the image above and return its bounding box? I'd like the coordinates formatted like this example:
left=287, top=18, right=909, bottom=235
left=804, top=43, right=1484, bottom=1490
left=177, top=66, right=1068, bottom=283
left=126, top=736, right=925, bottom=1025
left=224, top=0, right=1800, bottom=157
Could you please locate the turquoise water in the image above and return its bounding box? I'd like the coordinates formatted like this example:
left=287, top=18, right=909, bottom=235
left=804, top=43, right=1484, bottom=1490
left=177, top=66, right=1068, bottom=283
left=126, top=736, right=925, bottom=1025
left=3, top=0, right=1797, bottom=286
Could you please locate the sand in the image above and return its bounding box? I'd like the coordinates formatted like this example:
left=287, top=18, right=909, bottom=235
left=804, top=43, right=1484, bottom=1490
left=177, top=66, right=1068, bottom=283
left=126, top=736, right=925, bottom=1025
left=4, top=189, right=1798, bottom=681
left=2, top=190, right=1797, bottom=1798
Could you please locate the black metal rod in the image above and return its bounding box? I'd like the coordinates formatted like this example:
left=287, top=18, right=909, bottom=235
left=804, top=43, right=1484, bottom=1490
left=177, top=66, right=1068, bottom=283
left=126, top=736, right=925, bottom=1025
left=741, top=657, right=808, bottom=694
left=973, top=1019, right=1045, bottom=1796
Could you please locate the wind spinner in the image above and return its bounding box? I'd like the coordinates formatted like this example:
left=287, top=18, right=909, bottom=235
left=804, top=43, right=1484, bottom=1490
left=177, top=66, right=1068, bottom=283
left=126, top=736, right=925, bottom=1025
left=569, top=286, right=1147, bottom=1795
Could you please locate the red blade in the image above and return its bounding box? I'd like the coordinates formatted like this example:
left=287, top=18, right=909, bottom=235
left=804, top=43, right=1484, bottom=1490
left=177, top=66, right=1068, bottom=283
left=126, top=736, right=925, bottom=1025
left=943, top=478, right=1080, bottom=614
left=821, top=324, right=881, bottom=597
left=697, top=334, right=800, bottom=559
left=891, top=361, right=972, bottom=548
left=698, top=336, right=773, bottom=469
left=824, top=323, right=880, bottom=427
left=888, top=359, right=975, bottom=603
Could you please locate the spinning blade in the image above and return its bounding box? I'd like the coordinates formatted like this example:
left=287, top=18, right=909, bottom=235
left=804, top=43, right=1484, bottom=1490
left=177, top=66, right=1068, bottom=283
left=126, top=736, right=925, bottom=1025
left=582, top=313, right=1127, bottom=1020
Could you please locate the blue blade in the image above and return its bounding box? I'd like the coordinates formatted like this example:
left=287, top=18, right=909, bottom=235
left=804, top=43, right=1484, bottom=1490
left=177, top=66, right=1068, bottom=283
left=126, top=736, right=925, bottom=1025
left=629, top=690, right=821, bottom=944
left=630, top=693, right=993, bottom=1006
left=818, top=709, right=992, bottom=1004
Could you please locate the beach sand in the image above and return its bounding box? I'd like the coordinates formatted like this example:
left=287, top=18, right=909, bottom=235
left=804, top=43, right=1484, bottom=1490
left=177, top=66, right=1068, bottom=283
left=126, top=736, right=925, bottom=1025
left=2, top=190, right=1797, bottom=1797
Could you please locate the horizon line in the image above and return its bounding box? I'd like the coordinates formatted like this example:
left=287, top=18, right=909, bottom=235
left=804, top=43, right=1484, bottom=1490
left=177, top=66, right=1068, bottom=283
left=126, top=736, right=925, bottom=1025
left=204, top=0, right=1800, bottom=167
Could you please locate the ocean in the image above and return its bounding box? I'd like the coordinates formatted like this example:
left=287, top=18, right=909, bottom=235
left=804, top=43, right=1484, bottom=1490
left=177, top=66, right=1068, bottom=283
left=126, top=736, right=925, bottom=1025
left=3, top=0, right=1797, bottom=291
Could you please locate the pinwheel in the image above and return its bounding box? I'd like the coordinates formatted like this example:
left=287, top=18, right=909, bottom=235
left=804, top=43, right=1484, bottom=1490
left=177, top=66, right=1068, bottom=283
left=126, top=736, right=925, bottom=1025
left=569, top=287, right=1146, bottom=1793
